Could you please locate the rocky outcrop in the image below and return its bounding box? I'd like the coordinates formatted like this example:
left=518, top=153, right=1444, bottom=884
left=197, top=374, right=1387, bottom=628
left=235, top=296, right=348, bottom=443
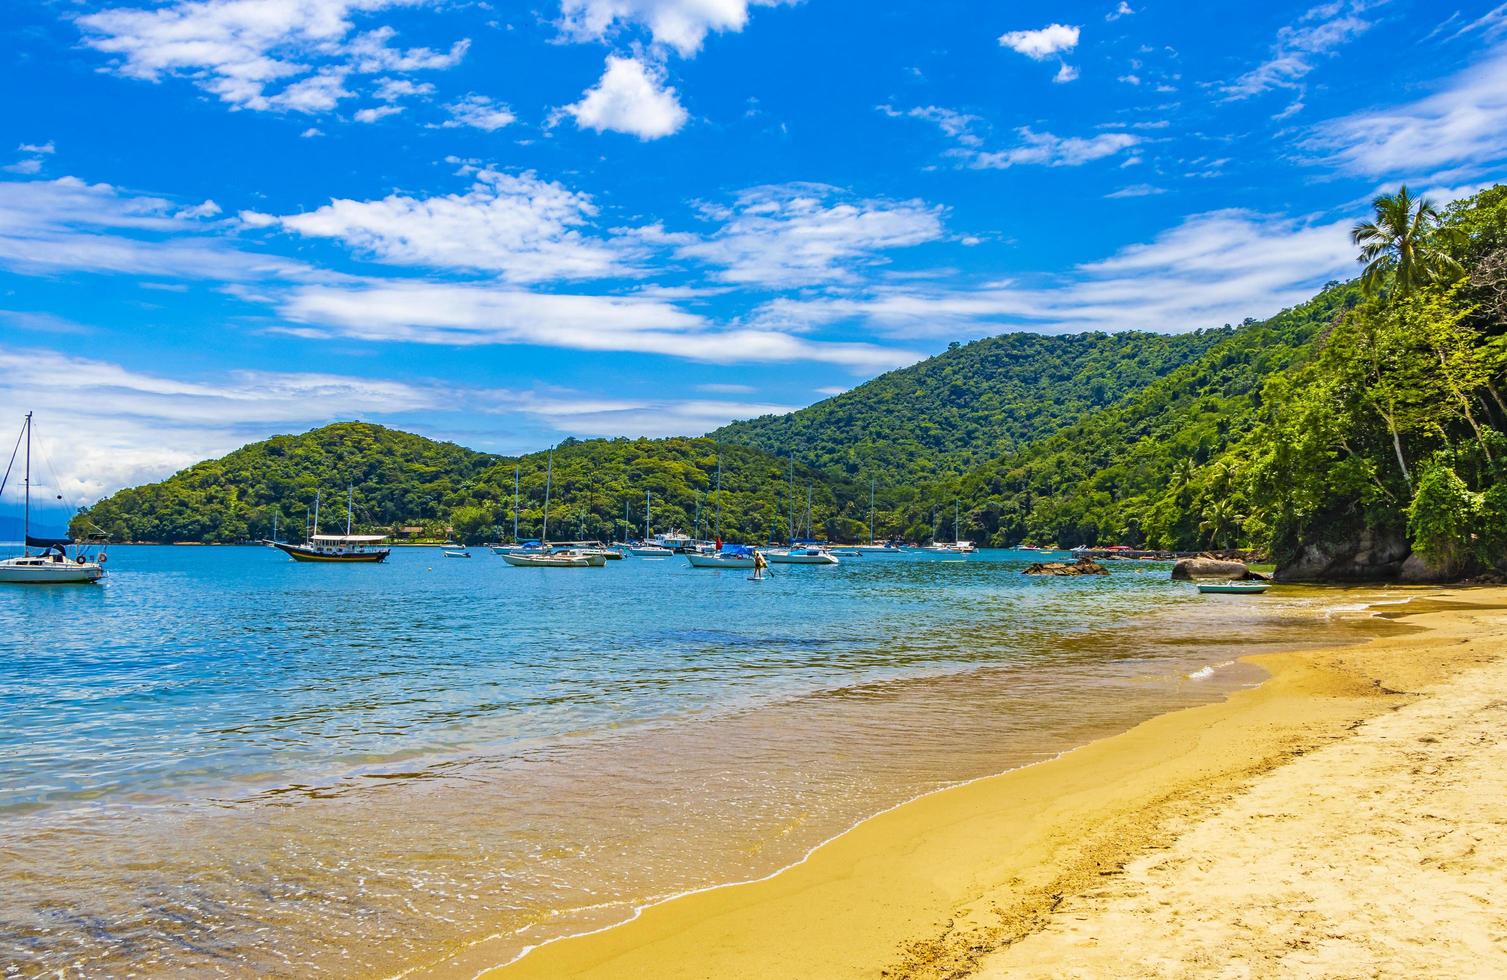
left=1398, top=552, right=1459, bottom=584
left=1275, top=528, right=1410, bottom=582
left=1024, top=558, right=1109, bottom=576
left=1171, top=557, right=1256, bottom=581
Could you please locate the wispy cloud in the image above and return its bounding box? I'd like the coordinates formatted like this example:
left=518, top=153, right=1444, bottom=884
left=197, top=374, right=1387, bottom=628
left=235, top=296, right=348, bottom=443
left=969, top=128, right=1139, bottom=169
left=750, top=210, right=1356, bottom=339
left=247, top=169, right=638, bottom=282
left=557, top=0, right=790, bottom=57
left=76, top=0, right=468, bottom=115
left=1305, top=45, right=1507, bottom=179
left=672, top=183, right=944, bottom=287
left=1222, top=0, right=1376, bottom=107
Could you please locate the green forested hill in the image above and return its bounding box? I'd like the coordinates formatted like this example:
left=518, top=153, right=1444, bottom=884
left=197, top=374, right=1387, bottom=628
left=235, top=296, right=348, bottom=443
left=74, top=423, right=498, bottom=543
left=709, top=330, right=1228, bottom=482
left=74, top=185, right=1507, bottom=577
left=71, top=426, right=861, bottom=545
left=891, top=284, right=1357, bottom=547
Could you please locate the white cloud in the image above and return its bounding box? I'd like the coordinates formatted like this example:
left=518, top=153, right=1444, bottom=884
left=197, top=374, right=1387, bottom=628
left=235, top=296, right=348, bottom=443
left=276, top=279, right=920, bottom=370
left=1306, top=47, right=1507, bottom=179
left=4, top=159, right=44, bottom=175
left=969, top=128, right=1139, bottom=169
left=998, top=23, right=1080, bottom=59
left=0, top=345, right=442, bottom=500
left=373, top=77, right=434, bottom=101
left=1223, top=1, right=1373, bottom=99
left=1053, top=62, right=1080, bottom=83
left=174, top=199, right=222, bottom=218
left=876, top=104, right=983, bottom=147
left=440, top=93, right=517, bottom=131
left=259, top=169, right=635, bottom=281
left=750, top=210, right=1357, bottom=340
left=353, top=104, right=403, bottom=122
left=563, top=55, right=688, bottom=139
left=300, top=126, right=324, bottom=138
left=558, top=0, right=788, bottom=57
left=0, top=176, right=315, bottom=281
left=525, top=394, right=799, bottom=438
left=76, top=0, right=468, bottom=115
left=1105, top=183, right=1165, bottom=198
left=1106, top=2, right=1134, bottom=21
left=673, top=183, right=945, bottom=287
left=18, top=142, right=56, bottom=155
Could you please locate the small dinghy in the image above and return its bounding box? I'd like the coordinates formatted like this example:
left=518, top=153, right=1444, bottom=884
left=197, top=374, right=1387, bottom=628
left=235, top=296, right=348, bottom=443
left=1197, top=581, right=1270, bottom=594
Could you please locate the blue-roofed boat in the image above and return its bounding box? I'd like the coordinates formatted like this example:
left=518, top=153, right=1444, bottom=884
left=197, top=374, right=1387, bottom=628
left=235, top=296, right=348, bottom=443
left=686, top=543, right=758, bottom=569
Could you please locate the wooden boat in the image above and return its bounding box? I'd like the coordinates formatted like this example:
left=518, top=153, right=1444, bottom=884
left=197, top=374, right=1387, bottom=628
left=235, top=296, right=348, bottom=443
left=1196, top=581, right=1271, bottom=594
left=0, top=413, right=107, bottom=584
left=272, top=486, right=389, bottom=563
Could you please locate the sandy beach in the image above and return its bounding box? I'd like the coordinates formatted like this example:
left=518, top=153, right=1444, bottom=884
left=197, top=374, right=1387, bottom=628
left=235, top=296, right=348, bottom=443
left=480, top=588, right=1507, bottom=979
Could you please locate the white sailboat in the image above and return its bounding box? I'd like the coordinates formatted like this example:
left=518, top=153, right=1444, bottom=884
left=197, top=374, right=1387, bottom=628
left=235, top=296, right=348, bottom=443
left=0, top=413, right=106, bottom=584
left=628, top=491, right=673, bottom=556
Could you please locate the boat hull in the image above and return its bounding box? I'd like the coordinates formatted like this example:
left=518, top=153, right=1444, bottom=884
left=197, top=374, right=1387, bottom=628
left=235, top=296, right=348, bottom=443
left=1197, top=583, right=1270, bottom=594
left=272, top=542, right=389, bottom=563
left=0, top=559, right=105, bottom=584
left=766, top=551, right=839, bottom=565
left=685, top=554, right=756, bottom=569
left=500, top=553, right=591, bottom=567
left=628, top=547, right=673, bottom=557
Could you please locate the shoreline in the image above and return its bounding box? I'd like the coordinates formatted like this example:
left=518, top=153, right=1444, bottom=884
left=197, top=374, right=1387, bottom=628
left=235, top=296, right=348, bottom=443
left=461, top=587, right=1507, bottom=979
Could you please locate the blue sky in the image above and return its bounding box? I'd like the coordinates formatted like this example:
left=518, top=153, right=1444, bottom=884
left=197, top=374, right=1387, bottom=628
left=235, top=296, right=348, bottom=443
left=2, top=0, right=1506, bottom=503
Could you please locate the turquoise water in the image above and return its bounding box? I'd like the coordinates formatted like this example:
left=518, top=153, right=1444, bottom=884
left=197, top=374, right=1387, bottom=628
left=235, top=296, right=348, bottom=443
left=0, top=546, right=1370, bottom=976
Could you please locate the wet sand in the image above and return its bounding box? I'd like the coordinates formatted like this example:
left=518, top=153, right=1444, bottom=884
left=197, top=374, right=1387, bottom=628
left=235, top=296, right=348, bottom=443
left=482, top=588, right=1507, bottom=979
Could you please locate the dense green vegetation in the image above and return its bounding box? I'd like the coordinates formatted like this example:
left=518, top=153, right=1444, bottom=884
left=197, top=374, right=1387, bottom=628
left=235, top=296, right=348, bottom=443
left=75, top=185, right=1507, bottom=577
left=710, top=330, right=1226, bottom=482
left=74, top=424, right=497, bottom=543
left=72, top=428, right=864, bottom=545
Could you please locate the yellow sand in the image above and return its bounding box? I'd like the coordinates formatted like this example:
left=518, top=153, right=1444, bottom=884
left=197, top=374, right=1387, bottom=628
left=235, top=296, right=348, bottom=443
left=476, top=589, right=1507, bottom=980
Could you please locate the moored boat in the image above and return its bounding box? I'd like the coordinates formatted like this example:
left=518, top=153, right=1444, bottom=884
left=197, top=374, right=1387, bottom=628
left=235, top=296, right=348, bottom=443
left=765, top=545, right=839, bottom=565
left=1197, top=581, right=1271, bottom=595
left=271, top=488, right=388, bottom=563
left=0, top=413, right=108, bottom=584
left=686, top=544, right=757, bottom=569
left=500, top=551, right=592, bottom=568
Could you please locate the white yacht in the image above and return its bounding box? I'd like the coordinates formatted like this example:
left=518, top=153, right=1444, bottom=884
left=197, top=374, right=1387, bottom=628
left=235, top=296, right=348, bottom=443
left=765, top=544, right=839, bottom=565
left=0, top=413, right=106, bottom=584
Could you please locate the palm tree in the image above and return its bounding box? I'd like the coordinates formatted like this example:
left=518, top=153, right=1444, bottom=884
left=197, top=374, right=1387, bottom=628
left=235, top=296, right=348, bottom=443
left=1351, top=186, right=1464, bottom=299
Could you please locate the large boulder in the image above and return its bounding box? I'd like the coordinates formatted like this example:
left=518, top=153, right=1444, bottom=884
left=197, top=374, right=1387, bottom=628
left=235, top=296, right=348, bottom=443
left=1024, top=558, right=1109, bottom=576
left=1275, top=527, right=1410, bottom=582
left=1171, top=557, right=1252, bottom=581
left=1398, top=552, right=1458, bottom=583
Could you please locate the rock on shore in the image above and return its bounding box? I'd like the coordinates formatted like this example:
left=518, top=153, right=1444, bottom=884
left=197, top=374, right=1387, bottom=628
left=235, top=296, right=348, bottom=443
left=1024, top=558, right=1109, bottom=576
left=1171, top=557, right=1261, bottom=581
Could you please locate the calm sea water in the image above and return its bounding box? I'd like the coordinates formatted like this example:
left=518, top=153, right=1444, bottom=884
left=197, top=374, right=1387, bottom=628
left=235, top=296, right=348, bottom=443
left=0, top=545, right=1388, bottom=976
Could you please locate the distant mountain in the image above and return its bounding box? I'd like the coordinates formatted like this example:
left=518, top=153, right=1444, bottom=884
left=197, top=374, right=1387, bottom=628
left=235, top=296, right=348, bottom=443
left=710, top=330, right=1227, bottom=484
left=71, top=424, right=855, bottom=545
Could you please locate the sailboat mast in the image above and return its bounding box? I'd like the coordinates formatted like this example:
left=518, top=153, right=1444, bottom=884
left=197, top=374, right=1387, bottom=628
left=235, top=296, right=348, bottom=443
left=22, top=412, right=30, bottom=554
left=805, top=484, right=813, bottom=540
left=954, top=501, right=959, bottom=543
left=346, top=485, right=353, bottom=536
left=313, top=490, right=321, bottom=538
left=869, top=477, right=875, bottom=545
left=715, top=456, right=722, bottom=539
left=513, top=466, right=520, bottom=543
left=644, top=491, right=651, bottom=541
left=542, top=448, right=553, bottom=543
left=787, top=452, right=795, bottom=544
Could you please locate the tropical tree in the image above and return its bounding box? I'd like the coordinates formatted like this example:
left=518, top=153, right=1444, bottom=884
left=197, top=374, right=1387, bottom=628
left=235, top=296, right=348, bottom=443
left=1352, top=186, right=1465, bottom=299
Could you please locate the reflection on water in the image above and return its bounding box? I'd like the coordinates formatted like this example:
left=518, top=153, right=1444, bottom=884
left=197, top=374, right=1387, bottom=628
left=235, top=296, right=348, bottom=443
left=0, top=547, right=1400, bottom=976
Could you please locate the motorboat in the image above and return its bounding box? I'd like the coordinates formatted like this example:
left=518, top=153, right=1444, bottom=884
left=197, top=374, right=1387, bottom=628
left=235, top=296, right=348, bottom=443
left=628, top=543, right=674, bottom=557
left=443, top=547, right=471, bottom=558
left=686, top=544, right=758, bottom=569
left=0, top=413, right=108, bottom=584
left=766, top=545, right=839, bottom=565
